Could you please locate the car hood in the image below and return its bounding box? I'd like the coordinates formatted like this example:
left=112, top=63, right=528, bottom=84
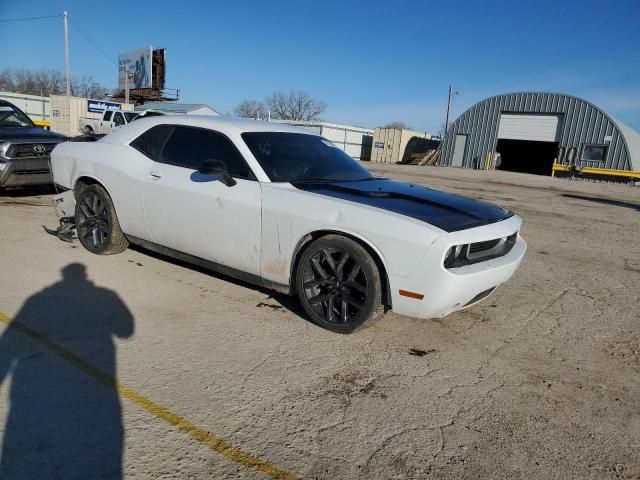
left=292, top=178, right=513, bottom=232
left=0, top=126, right=66, bottom=142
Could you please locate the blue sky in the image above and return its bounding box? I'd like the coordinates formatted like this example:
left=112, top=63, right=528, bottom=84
left=1, top=0, right=639, bottom=131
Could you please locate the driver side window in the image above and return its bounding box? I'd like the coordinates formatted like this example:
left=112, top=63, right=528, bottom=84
left=160, top=126, right=254, bottom=180
left=113, top=112, right=125, bottom=127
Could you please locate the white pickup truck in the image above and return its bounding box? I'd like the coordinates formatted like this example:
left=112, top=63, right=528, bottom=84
left=78, top=110, right=138, bottom=135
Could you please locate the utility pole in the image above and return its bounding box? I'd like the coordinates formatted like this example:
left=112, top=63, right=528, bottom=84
left=125, top=70, right=133, bottom=105
left=444, top=85, right=458, bottom=136
left=125, top=69, right=129, bottom=105
left=64, top=11, right=71, bottom=96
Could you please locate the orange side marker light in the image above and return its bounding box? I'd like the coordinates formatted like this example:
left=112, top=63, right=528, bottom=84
left=399, top=289, right=424, bottom=300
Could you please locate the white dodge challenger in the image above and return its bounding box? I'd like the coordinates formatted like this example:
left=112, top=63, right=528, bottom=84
left=51, top=116, right=526, bottom=333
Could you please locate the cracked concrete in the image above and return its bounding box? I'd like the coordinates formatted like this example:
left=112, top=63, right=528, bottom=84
left=0, top=166, right=639, bottom=479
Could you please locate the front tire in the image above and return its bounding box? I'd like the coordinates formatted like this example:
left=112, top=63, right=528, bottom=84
left=75, top=184, right=128, bottom=255
left=296, top=235, right=385, bottom=334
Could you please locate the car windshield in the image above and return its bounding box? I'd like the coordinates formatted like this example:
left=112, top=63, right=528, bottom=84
left=242, top=132, right=374, bottom=183
left=0, top=104, right=34, bottom=128
left=124, top=112, right=139, bottom=122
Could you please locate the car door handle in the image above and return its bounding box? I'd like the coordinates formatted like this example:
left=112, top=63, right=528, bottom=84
left=148, top=171, right=162, bottom=179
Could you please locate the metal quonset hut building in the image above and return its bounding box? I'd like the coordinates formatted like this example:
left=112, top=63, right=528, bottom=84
left=440, top=92, right=640, bottom=176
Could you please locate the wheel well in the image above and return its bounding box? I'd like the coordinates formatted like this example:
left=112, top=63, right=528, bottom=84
left=290, top=230, right=392, bottom=308
left=74, top=176, right=101, bottom=196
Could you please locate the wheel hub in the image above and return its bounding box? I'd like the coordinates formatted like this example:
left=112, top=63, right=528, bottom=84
left=302, top=248, right=367, bottom=324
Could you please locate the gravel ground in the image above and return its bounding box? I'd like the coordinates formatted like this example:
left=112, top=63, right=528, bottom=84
left=0, top=166, right=638, bottom=479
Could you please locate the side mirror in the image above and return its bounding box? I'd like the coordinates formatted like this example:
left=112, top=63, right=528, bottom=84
left=197, top=160, right=237, bottom=187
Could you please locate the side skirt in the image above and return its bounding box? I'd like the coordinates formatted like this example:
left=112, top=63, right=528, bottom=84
left=126, top=236, right=292, bottom=295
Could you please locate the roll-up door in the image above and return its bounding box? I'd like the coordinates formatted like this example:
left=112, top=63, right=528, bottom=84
left=497, top=114, right=560, bottom=142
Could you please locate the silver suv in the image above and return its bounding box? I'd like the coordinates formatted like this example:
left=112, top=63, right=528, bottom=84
left=0, top=100, right=65, bottom=189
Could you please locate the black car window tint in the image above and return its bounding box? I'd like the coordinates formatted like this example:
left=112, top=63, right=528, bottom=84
left=129, top=124, right=174, bottom=161
left=161, top=126, right=253, bottom=179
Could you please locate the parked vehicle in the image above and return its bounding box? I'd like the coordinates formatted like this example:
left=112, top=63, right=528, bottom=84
left=130, top=109, right=166, bottom=122
left=0, top=100, right=66, bottom=189
left=51, top=116, right=526, bottom=333
left=78, top=110, right=138, bottom=135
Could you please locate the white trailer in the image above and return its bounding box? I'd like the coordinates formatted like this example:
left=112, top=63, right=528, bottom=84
left=0, top=90, right=50, bottom=122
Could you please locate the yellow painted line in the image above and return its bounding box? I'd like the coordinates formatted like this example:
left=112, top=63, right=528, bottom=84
left=0, top=312, right=298, bottom=480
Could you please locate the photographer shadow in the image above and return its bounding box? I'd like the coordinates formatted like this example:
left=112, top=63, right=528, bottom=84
left=0, top=263, right=134, bottom=480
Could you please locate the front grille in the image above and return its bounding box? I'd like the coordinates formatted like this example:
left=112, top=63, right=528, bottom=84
left=14, top=169, right=51, bottom=176
left=468, top=238, right=501, bottom=255
left=6, top=143, right=57, bottom=158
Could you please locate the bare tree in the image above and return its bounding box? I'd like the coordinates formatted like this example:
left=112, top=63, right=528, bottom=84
left=265, top=90, right=326, bottom=121
left=384, top=121, right=408, bottom=129
left=0, top=68, right=109, bottom=98
left=234, top=99, right=268, bottom=119
left=0, top=69, right=16, bottom=92
left=71, top=75, right=109, bottom=99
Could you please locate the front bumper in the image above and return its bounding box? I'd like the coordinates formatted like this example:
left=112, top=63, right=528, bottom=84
left=389, top=215, right=527, bottom=319
left=0, top=157, right=53, bottom=188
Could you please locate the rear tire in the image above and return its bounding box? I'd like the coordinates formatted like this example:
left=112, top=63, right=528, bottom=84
left=75, top=184, right=128, bottom=255
left=295, top=235, right=385, bottom=334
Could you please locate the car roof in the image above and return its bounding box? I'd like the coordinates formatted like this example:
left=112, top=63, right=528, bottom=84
left=101, top=114, right=316, bottom=145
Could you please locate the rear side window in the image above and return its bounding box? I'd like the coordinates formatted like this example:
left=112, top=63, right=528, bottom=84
left=130, top=124, right=174, bottom=161
left=161, top=126, right=254, bottom=179
left=103, top=111, right=113, bottom=121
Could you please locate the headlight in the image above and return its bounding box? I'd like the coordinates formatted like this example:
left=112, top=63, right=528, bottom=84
left=0, top=142, right=8, bottom=158
left=444, top=232, right=518, bottom=269
left=444, top=244, right=468, bottom=268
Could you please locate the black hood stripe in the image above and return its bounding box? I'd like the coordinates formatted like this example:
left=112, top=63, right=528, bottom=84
left=292, top=179, right=513, bottom=233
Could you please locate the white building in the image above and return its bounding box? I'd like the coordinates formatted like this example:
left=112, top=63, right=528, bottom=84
left=135, top=102, right=219, bottom=116
left=273, top=120, right=373, bottom=161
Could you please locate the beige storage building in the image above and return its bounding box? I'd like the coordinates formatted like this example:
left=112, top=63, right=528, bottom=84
left=370, top=127, right=434, bottom=163
left=50, top=95, right=134, bottom=137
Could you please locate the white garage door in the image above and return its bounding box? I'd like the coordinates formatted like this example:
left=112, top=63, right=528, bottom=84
left=497, top=114, right=560, bottom=142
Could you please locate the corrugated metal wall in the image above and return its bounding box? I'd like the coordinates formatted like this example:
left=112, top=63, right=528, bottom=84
left=0, top=90, right=50, bottom=121
left=440, top=92, right=632, bottom=171
left=370, top=128, right=434, bottom=163
left=275, top=120, right=374, bottom=161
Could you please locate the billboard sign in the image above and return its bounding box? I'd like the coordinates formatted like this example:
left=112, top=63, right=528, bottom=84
left=118, top=47, right=152, bottom=90
left=88, top=99, right=122, bottom=113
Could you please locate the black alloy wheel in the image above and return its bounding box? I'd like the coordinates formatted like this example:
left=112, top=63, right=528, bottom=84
left=76, top=190, right=109, bottom=250
left=75, top=184, right=129, bottom=255
left=296, top=235, right=384, bottom=333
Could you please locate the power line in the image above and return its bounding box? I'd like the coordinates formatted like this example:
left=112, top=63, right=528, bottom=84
left=0, top=12, right=117, bottom=67
left=0, top=14, right=63, bottom=22
left=68, top=17, right=117, bottom=66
